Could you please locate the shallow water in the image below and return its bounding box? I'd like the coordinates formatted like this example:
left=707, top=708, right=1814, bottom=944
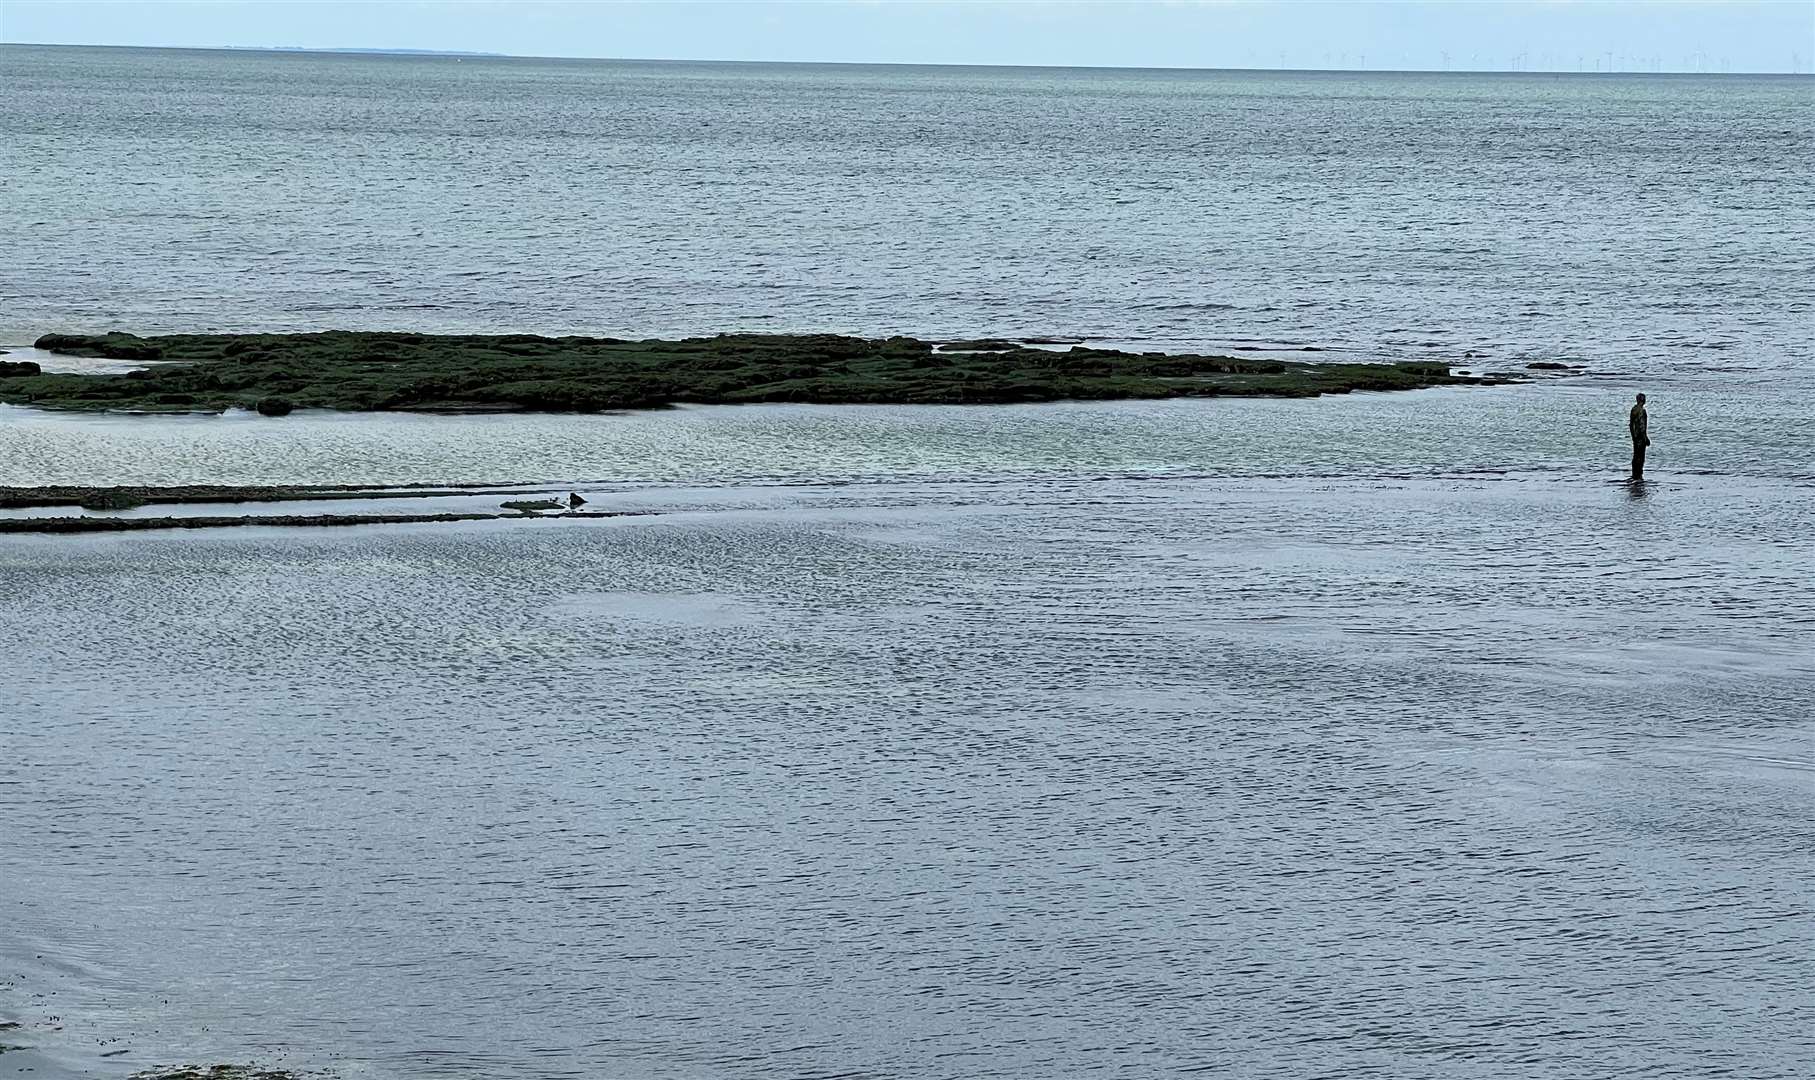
left=3, top=400, right=1814, bottom=1079
left=2, top=47, right=1814, bottom=1080
left=0, top=378, right=1810, bottom=493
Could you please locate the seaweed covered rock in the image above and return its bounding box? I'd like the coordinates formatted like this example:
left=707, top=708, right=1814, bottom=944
left=78, top=489, right=146, bottom=511
left=7, top=331, right=1512, bottom=415
left=0, top=360, right=41, bottom=377
left=501, top=499, right=563, bottom=513
left=938, top=339, right=1022, bottom=352
left=36, top=332, right=164, bottom=361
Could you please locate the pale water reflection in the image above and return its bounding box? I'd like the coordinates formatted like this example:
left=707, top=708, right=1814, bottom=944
left=3, top=458, right=1812, bottom=1079
left=1, top=380, right=1809, bottom=492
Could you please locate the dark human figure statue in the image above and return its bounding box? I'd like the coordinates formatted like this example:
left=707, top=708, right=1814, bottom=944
left=1629, top=393, right=1650, bottom=479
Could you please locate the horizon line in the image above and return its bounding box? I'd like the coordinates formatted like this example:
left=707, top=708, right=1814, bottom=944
left=1, top=40, right=1804, bottom=77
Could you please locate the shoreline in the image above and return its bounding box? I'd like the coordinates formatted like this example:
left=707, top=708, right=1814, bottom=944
left=0, top=331, right=1528, bottom=416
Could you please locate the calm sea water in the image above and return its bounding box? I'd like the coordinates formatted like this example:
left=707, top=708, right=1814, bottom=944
left=2, top=46, right=1811, bottom=370
left=1, top=46, right=1813, bottom=1080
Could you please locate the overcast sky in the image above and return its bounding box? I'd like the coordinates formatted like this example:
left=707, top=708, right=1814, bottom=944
left=3, top=1, right=1810, bottom=73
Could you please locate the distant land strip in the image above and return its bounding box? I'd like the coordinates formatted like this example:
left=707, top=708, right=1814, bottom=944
left=0, top=483, right=565, bottom=509
left=0, top=511, right=651, bottom=535
left=0, top=483, right=655, bottom=534
left=0, top=331, right=1528, bottom=416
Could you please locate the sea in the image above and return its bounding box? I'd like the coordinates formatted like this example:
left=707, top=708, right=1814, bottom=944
left=0, top=45, right=1812, bottom=1080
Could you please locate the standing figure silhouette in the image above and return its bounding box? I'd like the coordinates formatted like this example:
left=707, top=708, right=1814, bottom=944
left=1629, top=394, right=1650, bottom=479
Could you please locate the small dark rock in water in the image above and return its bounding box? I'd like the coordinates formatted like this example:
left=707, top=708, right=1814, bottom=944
left=36, top=331, right=163, bottom=361
left=254, top=397, right=295, bottom=416
left=1527, top=361, right=1571, bottom=370
left=501, top=499, right=563, bottom=513
left=0, top=360, right=40, bottom=377
left=78, top=489, right=147, bottom=511
left=567, top=492, right=588, bottom=508
left=937, top=339, right=1021, bottom=352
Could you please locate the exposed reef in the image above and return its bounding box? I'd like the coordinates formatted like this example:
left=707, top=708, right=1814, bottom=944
left=0, top=508, right=650, bottom=535
left=0, top=511, right=509, bottom=534
left=0, top=484, right=649, bottom=534
left=130, top=1068, right=306, bottom=1080
left=0, top=331, right=1520, bottom=415
left=0, top=484, right=556, bottom=509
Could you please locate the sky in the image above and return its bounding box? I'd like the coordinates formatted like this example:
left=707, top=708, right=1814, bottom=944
left=2, top=1, right=1811, bottom=73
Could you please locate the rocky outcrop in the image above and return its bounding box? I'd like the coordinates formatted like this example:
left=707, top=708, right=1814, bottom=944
left=35, top=332, right=164, bottom=361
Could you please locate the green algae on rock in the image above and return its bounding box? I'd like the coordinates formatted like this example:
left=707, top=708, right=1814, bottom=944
left=4, top=331, right=1516, bottom=415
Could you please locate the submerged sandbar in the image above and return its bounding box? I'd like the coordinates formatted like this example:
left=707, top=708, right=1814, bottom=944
left=0, top=483, right=647, bottom=534
left=1, top=331, right=1518, bottom=415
